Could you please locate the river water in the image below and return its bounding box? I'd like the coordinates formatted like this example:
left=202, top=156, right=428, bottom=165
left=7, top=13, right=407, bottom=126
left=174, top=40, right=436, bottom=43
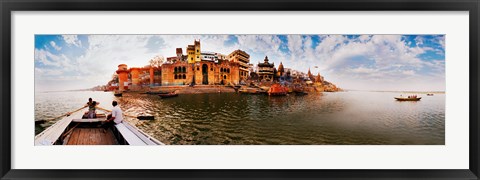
left=35, top=91, right=445, bottom=145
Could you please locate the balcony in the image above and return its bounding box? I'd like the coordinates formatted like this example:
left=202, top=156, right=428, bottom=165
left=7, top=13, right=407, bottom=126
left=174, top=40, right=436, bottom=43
left=239, top=67, right=249, bottom=71
left=237, top=61, right=249, bottom=67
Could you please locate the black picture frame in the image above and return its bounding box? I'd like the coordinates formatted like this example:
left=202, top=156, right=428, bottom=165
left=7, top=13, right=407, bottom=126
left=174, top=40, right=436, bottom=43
left=1, top=0, right=478, bottom=179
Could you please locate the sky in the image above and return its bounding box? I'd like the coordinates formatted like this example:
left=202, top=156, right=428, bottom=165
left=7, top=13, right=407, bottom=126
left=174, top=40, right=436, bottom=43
left=34, top=34, right=445, bottom=92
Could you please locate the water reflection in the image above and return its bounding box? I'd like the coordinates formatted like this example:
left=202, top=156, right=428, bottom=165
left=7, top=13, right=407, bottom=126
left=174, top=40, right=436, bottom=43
left=35, top=91, right=445, bottom=145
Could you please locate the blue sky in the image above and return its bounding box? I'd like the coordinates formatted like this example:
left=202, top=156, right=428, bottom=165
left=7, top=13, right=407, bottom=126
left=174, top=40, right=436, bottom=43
left=35, top=34, right=445, bottom=91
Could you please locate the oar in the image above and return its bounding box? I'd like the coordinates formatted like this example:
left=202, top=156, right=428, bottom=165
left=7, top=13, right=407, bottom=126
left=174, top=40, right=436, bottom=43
left=60, top=122, right=81, bottom=139
left=35, top=106, right=87, bottom=124
left=96, top=106, right=155, bottom=120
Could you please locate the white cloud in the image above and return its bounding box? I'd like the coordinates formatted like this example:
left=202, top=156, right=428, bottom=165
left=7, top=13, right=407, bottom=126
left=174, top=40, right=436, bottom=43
left=49, top=41, right=62, bottom=51
left=34, top=48, right=74, bottom=70
left=35, top=34, right=445, bottom=92
left=62, top=35, right=82, bottom=47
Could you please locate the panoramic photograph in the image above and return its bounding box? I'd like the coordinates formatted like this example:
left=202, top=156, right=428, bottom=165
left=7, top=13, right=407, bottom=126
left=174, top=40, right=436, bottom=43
left=34, top=34, right=445, bottom=145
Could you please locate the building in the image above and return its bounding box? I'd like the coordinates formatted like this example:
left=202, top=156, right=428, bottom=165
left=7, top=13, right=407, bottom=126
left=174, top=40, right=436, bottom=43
left=277, top=62, right=285, bottom=77
left=257, top=56, right=275, bottom=82
left=307, top=68, right=314, bottom=81
left=159, top=40, right=241, bottom=86
left=113, top=40, right=256, bottom=88
left=216, top=53, right=228, bottom=61
left=228, top=49, right=250, bottom=81
left=315, top=72, right=324, bottom=83
left=186, top=40, right=201, bottom=63
left=176, top=48, right=183, bottom=60
left=201, top=51, right=217, bottom=62
left=116, top=64, right=130, bottom=91
left=166, top=56, right=179, bottom=63
left=161, top=59, right=240, bottom=86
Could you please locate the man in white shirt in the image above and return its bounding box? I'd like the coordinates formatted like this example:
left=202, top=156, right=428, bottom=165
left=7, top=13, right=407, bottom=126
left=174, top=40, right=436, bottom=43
left=102, top=101, right=123, bottom=133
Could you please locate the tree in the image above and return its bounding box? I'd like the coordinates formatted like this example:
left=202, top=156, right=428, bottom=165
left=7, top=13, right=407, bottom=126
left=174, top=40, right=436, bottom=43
left=149, top=55, right=164, bottom=67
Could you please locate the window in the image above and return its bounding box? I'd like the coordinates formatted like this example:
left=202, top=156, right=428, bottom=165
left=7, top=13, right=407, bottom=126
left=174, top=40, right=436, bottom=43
left=227, top=69, right=230, bottom=73
left=197, top=56, right=199, bottom=58
left=183, top=74, right=186, bottom=79
left=224, top=75, right=227, bottom=79
left=191, top=57, right=193, bottom=60
left=197, top=67, right=199, bottom=71
left=197, top=50, right=199, bottom=52
left=174, top=74, right=177, bottom=79
left=211, top=68, right=213, bottom=71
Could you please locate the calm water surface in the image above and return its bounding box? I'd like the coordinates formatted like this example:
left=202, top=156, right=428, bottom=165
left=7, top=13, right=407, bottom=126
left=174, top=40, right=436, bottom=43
left=35, top=91, right=445, bottom=145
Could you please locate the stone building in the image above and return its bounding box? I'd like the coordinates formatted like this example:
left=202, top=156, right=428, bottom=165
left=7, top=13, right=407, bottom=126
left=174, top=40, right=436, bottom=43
left=161, top=40, right=241, bottom=86
left=161, top=59, right=240, bottom=86
left=277, top=62, right=285, bottom=77
left=228, top=49, right=250, bottom=81
left=187, top=40, right=201, bottom=64
left=257, top=56, right=275, bottom=82
left=115, top=40, right=247, bottom=88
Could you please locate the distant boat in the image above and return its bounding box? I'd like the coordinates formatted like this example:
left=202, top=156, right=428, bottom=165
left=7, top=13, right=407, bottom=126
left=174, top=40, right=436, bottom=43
left=295, top=91, right=308, bottom=96
left=238, top=87, right=263, bottom=94
left=159, top=92, right=178, bottom=98
left=293, top=86, right=308, bottom=95
left=268, top=84, right=288, bottom=96
left=114, top=91, right=122, bottom=97
left=427, top=93, right=434, bottom=96
left=145, top=91, right=169, bottom=95
left=394, top=97, right=421, bottom=101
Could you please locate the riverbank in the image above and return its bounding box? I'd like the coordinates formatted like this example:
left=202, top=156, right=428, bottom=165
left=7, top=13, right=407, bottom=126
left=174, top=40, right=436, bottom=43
left=143, top=85, right=236, bottom=94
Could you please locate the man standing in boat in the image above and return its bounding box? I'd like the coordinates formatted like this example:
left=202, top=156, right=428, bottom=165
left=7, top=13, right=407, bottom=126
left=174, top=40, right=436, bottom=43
left=101, top=100, right=123, bottom=133
left=83, top=98, right=100, bottom=119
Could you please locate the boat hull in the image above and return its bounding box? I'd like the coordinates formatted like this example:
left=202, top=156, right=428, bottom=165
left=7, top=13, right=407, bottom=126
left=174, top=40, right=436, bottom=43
left=394, top=97, right=421, bottom=101
left=35, top=109, right=163, bottom=145
left=159, top=93, right=178, bottom=98
left=268, top=84, right=288, bottom=96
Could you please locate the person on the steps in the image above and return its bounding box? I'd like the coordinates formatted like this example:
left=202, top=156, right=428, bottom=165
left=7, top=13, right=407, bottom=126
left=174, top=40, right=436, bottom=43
left=101, top=101, right=123, bottom=133
left=83, top=98, right=100, bottom=119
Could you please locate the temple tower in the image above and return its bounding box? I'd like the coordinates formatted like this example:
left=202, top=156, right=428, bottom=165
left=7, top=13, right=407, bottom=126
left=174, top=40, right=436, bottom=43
left=116, top=64, right=130, bottom=91
left=194, top=40, right=201, bottom=62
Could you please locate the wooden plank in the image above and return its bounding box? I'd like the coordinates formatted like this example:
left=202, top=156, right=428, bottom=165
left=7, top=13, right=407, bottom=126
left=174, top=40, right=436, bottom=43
left=88, top=129, right=95, bottom=145
left=85, top=129, right=92, bottom=145
left=93, top=128, right=101, bottom=145
left=108, top=129, right=116, bottom=145
left=73, top=129, right=82, bottom=145
left=66, top=129, right=79, bottom=145
left=80, top=129, right=87, bottom=145
left=72, top=119, right=106, bottom=123
left=104, top=130, right=111, bottom=145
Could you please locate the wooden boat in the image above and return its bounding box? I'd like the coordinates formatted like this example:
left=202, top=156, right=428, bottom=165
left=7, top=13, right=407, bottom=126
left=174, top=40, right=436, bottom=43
left=158, top=92, right=178, bottom=98
left=145, top=91, right=169, bottom=95
left=238, top=87, right=262, bottom=94
left=35, top=108, right=163, bottom=145
left=268, top=84, right=288, bottom=96
left=293, top=85, right=308, bottom=95
left=427, top=93, right=434, bottom=96
left=394, top=97, right=422, bottom=101
left=295, top=91, right=308, bottom=96
left=114, top=91, right=122, bottom=97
